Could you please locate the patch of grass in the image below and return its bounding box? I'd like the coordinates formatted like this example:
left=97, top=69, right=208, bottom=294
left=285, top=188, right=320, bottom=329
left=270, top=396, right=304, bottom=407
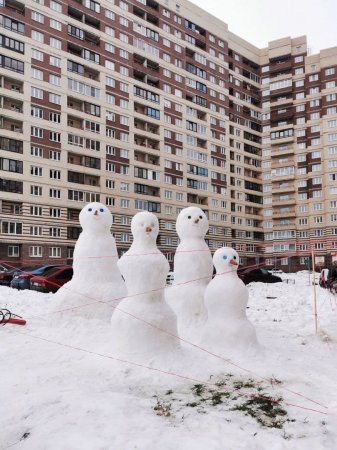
left=192, top=384, right=205, bottom=396
left=231, top=394, right=288, bottom=428
left=153, top=396, right=171, bottom=417
left=154, top=375, right=293, bottom=430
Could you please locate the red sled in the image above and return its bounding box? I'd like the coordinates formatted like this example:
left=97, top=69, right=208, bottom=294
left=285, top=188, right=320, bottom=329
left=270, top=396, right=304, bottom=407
left=3, top=318, right=26, bottom=326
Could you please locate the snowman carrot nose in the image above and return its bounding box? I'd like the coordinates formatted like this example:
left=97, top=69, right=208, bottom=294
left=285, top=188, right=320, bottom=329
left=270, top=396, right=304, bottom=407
left=194, top=218, right=199, bottom=224
left=229, top=259, right=238, bottom=266
left=94, top=210, right=98, bottom=216
left=145, top=226, right=152, bottom=232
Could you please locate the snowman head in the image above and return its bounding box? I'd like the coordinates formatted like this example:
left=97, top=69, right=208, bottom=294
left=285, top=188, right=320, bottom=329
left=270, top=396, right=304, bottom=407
left=79, top=202, right=112, bottom=233
left=176, top=206, right=208, bottom=240
left=131, top=211, right=159, bottom=243
left=213, top=247, right=239, bottom=274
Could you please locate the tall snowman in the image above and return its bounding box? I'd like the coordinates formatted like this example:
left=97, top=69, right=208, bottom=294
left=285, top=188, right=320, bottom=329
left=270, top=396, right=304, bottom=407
left=167, top=206, right=213, bottom=341
left=201, top=247, right=258, bottom=354
left=110, top=211, right=180, bottom=361
left=53, top=202, right=126, bottom=321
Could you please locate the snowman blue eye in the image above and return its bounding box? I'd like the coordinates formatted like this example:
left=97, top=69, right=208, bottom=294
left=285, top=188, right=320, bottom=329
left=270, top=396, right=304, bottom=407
left=99, top=208, right=104, bottom=212
left=88, top=208, right=92, bottom=212
left=223, top=255, right=228, bottom=260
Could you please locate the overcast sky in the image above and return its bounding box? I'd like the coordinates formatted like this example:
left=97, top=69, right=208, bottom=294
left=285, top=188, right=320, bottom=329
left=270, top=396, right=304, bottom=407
left=189, top=0, right=337, bottom=54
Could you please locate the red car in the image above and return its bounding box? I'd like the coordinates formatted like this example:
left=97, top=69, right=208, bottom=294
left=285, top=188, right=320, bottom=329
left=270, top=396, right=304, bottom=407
left=30, top=266, right=73, bottom=293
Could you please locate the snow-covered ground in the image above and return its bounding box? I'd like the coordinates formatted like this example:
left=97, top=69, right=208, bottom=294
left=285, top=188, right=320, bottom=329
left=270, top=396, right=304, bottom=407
left=1, top=271, right=337, bottom=450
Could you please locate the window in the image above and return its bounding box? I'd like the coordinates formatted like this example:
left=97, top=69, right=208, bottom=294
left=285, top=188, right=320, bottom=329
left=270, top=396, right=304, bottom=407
left=49, top=247, right=61, bottom=258
left=8, top=245, right=19, bottom=257
left=119, top=17, right=128, bottom=27
left=31, top=48, right=43, bottom=61
left=49, top=150, right=61, bottom=160
left=31, top=126, right=43, bottom=138
left=29, top=246, right=42, bottom=257
left=325, top=67, right=335, bottom=76
left=50, top=56, right=60, bottom=67
left=31, top=146, right=42, bottom=157
left=50, top=19, right=61, bottom=31
left=31, top=11, right=44, bottom=23
left=31, top=185, right=42, bottom=196
left=32, top=30, right=44, bottom=42
left=50, top=188, right=61, bottom=199
left=49, top=74, right=61, bottom=86
left=50, top=132, right=61, bottom=142
left=49, top=93, right=61, bottom=104
left=50, top=1, right=62, bottom=12
left=50, top=169, right=61, bottom=180
left=1, top=221, right=22, bottom=234
left=326, top=94, right=336, bottom=102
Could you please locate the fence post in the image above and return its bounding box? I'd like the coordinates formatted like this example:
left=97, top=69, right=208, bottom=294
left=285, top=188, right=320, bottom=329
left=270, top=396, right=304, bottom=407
left=311, top=248, right=318, bottom=335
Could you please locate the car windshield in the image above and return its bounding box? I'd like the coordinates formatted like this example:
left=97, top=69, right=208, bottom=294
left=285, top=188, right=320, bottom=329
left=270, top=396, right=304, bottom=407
left=40, top=266, right=63, bottom=277
left=31, top=265, right=58, bottom=275
left=15, top=266, right=38, bottom=274
left=260, top=268, right=270, bottom=275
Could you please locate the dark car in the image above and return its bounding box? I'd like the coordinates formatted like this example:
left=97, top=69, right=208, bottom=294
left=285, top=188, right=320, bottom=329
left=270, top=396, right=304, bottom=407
left=30, top=266, right=73, bottom=293
left=10, top=264, right=63, bottom=290
left=238, top=267, right=282, bottom=285
left=0, top=263, right=25, bottom=286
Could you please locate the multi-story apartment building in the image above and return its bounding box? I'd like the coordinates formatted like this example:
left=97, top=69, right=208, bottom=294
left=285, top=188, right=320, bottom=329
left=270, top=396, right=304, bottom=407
left=0, top=0, right=336, bottom=271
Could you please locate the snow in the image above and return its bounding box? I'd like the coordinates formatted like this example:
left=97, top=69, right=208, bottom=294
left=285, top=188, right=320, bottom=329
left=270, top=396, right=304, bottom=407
left=1, top=271, right=337, bottom=450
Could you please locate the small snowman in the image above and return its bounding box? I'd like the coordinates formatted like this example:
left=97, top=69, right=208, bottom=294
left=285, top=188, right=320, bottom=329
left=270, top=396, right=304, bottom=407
left=201, top=247, right=258, bottom=353
left=167, top=206, right=213, bottom=341
left=53, top=202, right=126, bottom=321
left=110, top=211, right=180, bottom=360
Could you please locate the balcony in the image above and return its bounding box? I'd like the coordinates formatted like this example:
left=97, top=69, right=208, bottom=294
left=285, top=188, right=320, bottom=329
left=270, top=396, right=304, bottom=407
left=134, top=135, right=160, bottom=150
left=187, top=194, right=208, bottom=205
left=134, top=118, right=160, bottom=135
left=67, top=153, right=101, bottom=170
left=67, top=60, right=100, bottom=81
left=4, top=0, right=25, bottom=15
left=0, top=76, right=23, bottom=94
left=68, top=170, right=100, bottom=187
left=134, top=183, right=160, bottom=197
left=67, top=115, right=83, bottom=130
left=0, top=200, right=22, bottom=215
left=0, top=96, right=23, bottom=114
left=273, top=208, right=296, bottom=218
left=68, top=5, right=100, bottom=30
left=272, top=196, right=296, bottom=206
left=134, top=151, right=159, bottom=166
left=272, top=182, right=294, bottom=194
left=0, top=116, right=22, bottom=133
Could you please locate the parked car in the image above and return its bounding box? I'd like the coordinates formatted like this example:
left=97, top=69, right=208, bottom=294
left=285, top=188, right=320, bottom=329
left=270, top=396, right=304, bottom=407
left=30, top=265, right=73, bottom=293
left=10, top=265, right=62, bottom=290
left=0, top=263, right=26, bottom=286
left=238, top=267, right=282, bottom=285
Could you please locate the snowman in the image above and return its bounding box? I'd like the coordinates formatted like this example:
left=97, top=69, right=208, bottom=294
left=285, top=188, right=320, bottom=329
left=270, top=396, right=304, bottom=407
left=110, top=211, right=180, bottom=360
left=53, top=202, right=126, bottom=321
left=167, top=206, right=213, bottom=341
left=201, top=247, right=258, bottom=353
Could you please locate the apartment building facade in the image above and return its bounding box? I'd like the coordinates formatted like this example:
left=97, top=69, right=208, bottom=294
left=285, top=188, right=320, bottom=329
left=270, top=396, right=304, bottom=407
left=0, top=0, right=336, bottom=271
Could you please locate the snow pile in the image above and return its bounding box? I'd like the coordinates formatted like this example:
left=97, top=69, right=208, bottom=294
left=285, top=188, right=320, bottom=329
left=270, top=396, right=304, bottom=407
left=1, top=272, right=337, bottom=449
